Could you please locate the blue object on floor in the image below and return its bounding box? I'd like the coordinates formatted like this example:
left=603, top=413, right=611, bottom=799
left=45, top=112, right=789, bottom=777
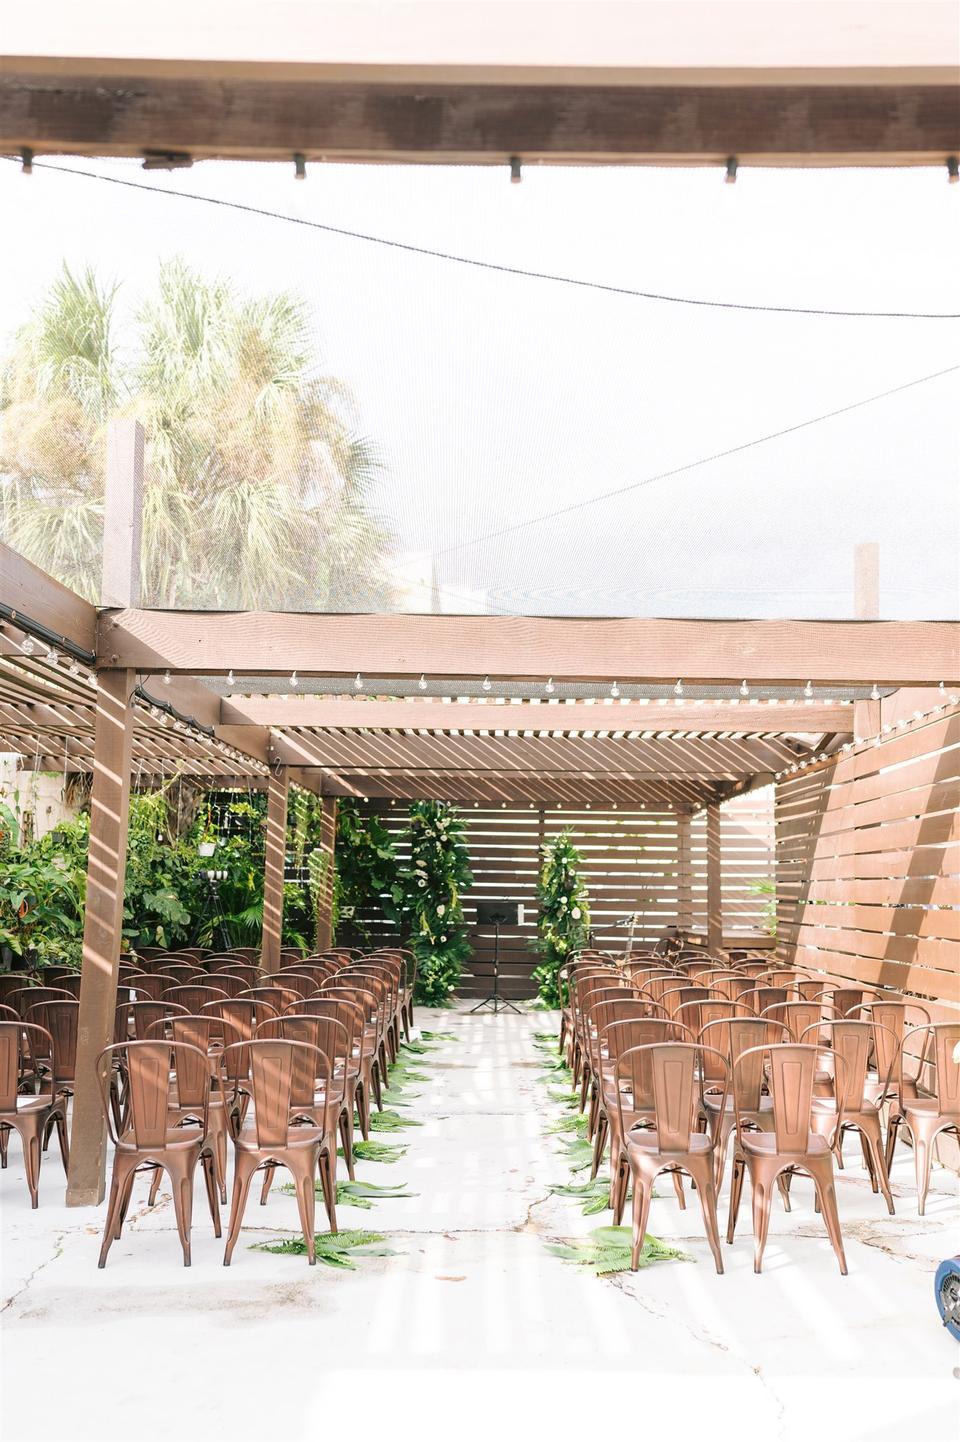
left=934, top=1256, right=960, bottom=1341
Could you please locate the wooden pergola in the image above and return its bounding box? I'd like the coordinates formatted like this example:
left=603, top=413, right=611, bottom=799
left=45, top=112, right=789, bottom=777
left=1, top=0, right=957, bottom=1212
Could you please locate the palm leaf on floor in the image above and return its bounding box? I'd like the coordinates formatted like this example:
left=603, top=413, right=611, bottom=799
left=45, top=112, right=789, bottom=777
left=547, top=1112, right=589, bottom=1136
left=549, top=1176, right=613, bottom=1215
left=559, top=1136, right=595, bottom=1171
left=253, top=1229, right=396, bottom=1268
left=368, top=1108, right=422, bottom=1132
left=281, top=1179, right=418, bottom=1209
left=547, top=1226, right=689, bottom=1275
left=343, top=1139, right=407, bottom=1164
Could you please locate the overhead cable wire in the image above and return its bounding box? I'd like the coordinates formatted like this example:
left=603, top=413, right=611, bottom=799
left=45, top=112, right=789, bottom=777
left=9, top=157, right=960, bottom=321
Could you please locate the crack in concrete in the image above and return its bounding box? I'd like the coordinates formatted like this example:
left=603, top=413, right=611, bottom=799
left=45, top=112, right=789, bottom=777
left=1, top=1230, right=66, bottom=1314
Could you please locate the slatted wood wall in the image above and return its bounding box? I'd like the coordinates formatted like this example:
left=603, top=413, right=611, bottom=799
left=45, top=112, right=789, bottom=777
left=776, top=704, right=960, bottom=1015
left=347, top=799, right=775, bottom=998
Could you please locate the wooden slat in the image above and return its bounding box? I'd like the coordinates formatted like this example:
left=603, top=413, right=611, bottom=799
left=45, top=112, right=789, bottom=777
left=0, top=540, right=97, bottom=653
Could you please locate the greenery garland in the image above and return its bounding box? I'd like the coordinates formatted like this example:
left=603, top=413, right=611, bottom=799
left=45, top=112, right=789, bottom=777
left=533, top=831, right=590, bottom=1007
left=399, top=801, right=473, bottom=1006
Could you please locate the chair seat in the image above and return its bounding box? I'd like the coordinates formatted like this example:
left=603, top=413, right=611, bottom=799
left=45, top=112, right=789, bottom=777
left=625, top=1129, right=712, bottom=1154
left=740, top=1130, right=832, bottom=1158
left=704, top=1092, right=772, bottom=1115
left=234, top=1121, right=325, bottom=1154
left=902, top=1097, right=959, bottom=1121
left=2, top=1093, right=57, bottom=1119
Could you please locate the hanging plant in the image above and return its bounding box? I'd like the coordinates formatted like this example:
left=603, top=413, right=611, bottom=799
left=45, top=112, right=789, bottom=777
left=533, top=831, right=590, bottom=1007
left=398, top=801, right=473, bottom=1006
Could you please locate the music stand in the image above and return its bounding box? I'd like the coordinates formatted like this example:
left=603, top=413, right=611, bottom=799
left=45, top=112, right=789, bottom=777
left=470, top=901, right=522, bottom=1013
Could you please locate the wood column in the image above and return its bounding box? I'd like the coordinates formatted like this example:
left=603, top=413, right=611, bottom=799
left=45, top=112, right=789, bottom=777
left=676, top=810, right=693, bottom=930
left=67, top=417, right=143, bottom=1206
left=261, top=766, right=290, bottom=972
left=854, top=542, right=881, bottom=739
left=314, top=797, right=338, bottom=951
left=706, top=803, right=723, bottom=955
left=66, top=669, right=135, bottom=1204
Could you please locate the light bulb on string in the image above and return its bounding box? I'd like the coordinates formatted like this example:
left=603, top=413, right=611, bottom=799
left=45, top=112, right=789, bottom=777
left=674, top=679, right=683, bottom=696
left=739, top=680, right=749, bottom=697
left=45, top=647, right=59, bottom=665
left=354, top=673, right=363, bottom=690
left=610, top=681, right=620, bottom=698
left=418, top=673, right=428, bottom=691
left=290, top=670, right=298, bottom=688
left=20, top=636, right=35, bottom=655
left=163, top=670, right=171, bottom=686
left=870, top=683, right=880, bottom=701
left=482, top=676, right=492, bottom=692
left=68, top=659, right=81, bottom=676
left=803, top=681, right=813, bottom=699
left=227, top=669, right=234, bottom=686
left=545, top=677, right=555, bottom=695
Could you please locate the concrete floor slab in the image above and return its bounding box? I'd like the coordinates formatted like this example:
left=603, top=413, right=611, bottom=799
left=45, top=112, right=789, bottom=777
left=1, top=1005, right=957, bottom=1441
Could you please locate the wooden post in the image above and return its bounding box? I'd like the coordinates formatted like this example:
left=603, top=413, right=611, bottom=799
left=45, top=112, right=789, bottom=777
left=677, top=810, right=693, bottom=930
left=854, top=542, right=881, bottom=738
left=706, top=803, right=723, bottom=955
left=67, top=418, right=143, bottom=1206
left=66, top=671, right=136, bottom=1204
left=314, top=797, right=338, bottom=951
left=261, top=767, right=290, bottom=972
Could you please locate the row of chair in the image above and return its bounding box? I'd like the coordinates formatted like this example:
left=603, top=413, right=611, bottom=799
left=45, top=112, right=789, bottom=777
left=555, top=950, right=959, bottom=1274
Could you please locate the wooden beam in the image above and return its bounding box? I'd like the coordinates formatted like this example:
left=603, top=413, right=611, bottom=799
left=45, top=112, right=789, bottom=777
left=0, top=540, right=97, bottom=654
left=101, top=419, right=144, bottom=609
left=854, top=542, right=882, bottom=739
left=66, top=669, right=135, bottom=1205
left=314, top=799, right=338, bottom=952
left=1, top=68, right=956, bottom=164
left=222, top=697, right=852, bottom=733
left=706, top=802, right=723, bottom=953
left=261, top=767, right=289, bottom=973
left=100, top=611, right=960, bottom=687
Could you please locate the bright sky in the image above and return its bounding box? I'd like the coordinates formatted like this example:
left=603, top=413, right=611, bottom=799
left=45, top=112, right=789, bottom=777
left=1, top=155, right=958, bottom=618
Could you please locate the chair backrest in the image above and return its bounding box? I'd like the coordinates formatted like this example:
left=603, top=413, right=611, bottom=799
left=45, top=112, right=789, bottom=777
left=285, top=996, right=364, bottom=1058
left=98, top=1040, right=213, bottom=1149
left=617, top=1041, right=728, bottom=1152
left=120, top=999, right=189, bottom=1041
left=320, top=983, right=378, bottom=1026
left=162, top=983, right=229, bottom=1012
left=678, top=999, right=745, bottom=1076
left=221, top=1038, right=329, bottom=1147
left=256, top=1014, right=349, bottom=1106
left=25, top=999, right=79, bottom=1084
left=855, top=1000, right=930, bottom=1083
left=9, top=985, right=73, bottom=1017
left=33, top=964, right=78, bottom=986
left=124, top=972, right=167, bottom=1002
left=237, top=985, right=299, bottom=1014
left=201, top=997, right=278, bottom=1042
left=264, top=971, right=319, bottom=999
left=607, top=1018, right=689, bottom=1111
left=718, top=1017, right=790, bottom=1110
left=734, top=1043, right=822, bottom=1151
left=159, top=1014, right=243, bottom=1106
left=208, top=962, right=262, bottom=985
left=904, top=1023, right=960, bottom=1113
left=0, top=1021, right=54, bottom=1110
left=154, top=963, right=203, bottom=987
left=766, top=999, right=823, bottom=1042
left=801, top=1018, right=879, bottom=1108
left=816, top=985, right=878, bottom=1019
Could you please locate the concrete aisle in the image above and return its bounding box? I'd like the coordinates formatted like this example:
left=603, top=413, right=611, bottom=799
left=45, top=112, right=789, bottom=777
left=1, top=1004, right=957, bottom=1441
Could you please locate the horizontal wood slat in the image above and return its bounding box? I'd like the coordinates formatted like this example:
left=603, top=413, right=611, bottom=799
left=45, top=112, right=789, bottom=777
left=777, top=704, right=960, bottom=1004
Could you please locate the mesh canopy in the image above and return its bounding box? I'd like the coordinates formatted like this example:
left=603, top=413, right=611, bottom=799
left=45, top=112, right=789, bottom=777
left=1, top=157, right=957, bottom=619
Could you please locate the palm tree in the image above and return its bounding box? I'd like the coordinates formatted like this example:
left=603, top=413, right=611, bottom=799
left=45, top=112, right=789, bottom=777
left=0, top=260, right=394, bottom=609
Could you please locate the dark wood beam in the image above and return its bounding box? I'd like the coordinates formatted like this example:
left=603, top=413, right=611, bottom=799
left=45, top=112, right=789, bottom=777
left=1, top=68, right=956, bottom=164
left=99, top=610, right=960, bottom=688
left=0, top=541, right=97, bottom=655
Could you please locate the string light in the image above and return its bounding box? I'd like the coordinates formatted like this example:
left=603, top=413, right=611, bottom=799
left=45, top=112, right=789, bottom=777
left=354, top=673, right=363, bottom=690
left=674, top=679, right=684, bottom=696
left=610, top=681, right=620, bottom=698
left=163, top=670, right=171, bottom=685
left=418, top=673, right=428, bottom=691
left=482, top=676, right=492, bottom=692
left=68, top=660, right=81, bottom=676
left=739, top=680, right=749, bottom=696
left=545, top=677, right=555, bottom=695
left=45, top=647, right=58, bottom=665
left=870, top=683, right=880, bottom=701
left=804, top=681, right=813, bottom=699
left=20, top=636, right=35, bottom=654
left=290, top=670, right=298, bottom=688
left=227, top=669, right=234, bottom=686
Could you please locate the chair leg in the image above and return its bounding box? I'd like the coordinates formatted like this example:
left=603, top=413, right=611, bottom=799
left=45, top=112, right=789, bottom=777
left=53, top=1104, right=69, bottom=1172
left=0, top=1122, right=8, bottom=1169
left=689, top=1155, right=724, bottom=1275
left=912, top=1124, right=934, bottom=1217
left=591, top=1110, right=608, bottom=1180
left=371, top=1058, right=383, bottom=1112
left=671, top=1167, right=686, bottom=1210
left=356, top=1076, right=370, bottom=1140
left=259, top=1161, right=277, bottom=1205
left=810, top=1159, right=847, bottom=1275
left=200, top=1150, right=222, bottom=1237
left=885, top=1109, right=901, bottom=1173
left=289, top=1152, right=318, bottom=1264
left=168, top=1155, right=196, bottom=1267
left=116, top=1163, right=139, bottom=1237
left=750, top=1169, right=774, bottom=1274
left=726, top=1155, right=745, bottom=1245
left=223, top=1151, right=258, bottom=1266
left=629, top=1163, right=655, bottom=1271
left=861, top=1117, right=895, bottom=1215
left=339, top=1105, right=356, bottom=1181
left=21, top=1123, right=43, bottom=1209
left=98, top=1153, right=136, bottom=1268
left=317, top=1146, right=337, bottom=1233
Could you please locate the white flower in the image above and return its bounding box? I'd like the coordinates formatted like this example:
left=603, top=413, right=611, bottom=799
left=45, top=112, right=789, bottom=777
left=571, top=907, right=581, bottom=919
left=440, top=934, right=447, bottom=942
left=436, top=904, right=446, bottom=917
left=418, top=879, right=426, bottom=888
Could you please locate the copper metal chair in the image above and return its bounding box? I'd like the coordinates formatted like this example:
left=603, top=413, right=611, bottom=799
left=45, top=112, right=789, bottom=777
left=727, top=1043, right=849, bottom=1274
left=605, top=1017, right=692, bottom=1219
left=616, top=1041, right=727, bottom=1273
left=162, top=983, right=230, bottom=1013
left=889, top=1022, right=960, bottom=1214
left=95, top=1039, right=222, bottom=1267
left=255, top=1013, right=351, bottom=1199
left=801, top=1018, right=896, bottom=1213
left=0, top=1020, right=68, bottom=1204
left=220, top=1038, right=338, bottom=1265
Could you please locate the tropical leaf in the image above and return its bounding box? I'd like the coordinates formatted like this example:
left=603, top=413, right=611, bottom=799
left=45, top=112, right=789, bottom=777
left=546, top=1226, right=689, bottom=1275
left=252, top=1229, right=396, bottom=1268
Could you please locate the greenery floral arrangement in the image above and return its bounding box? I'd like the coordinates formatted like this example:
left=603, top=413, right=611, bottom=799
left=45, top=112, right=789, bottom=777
left=533, top=831, right=590, bottom=1007
left=399, top=801, right=473, bottom=1006
left=334, top=802, right=399, bottom=947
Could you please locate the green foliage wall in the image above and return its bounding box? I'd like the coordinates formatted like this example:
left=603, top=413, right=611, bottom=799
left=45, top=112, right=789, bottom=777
left=533, top=831, right=590, bottom=1007
left=334, top=801, right=399, bottom=947
left=398, top=801, right=473, bottom=1006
